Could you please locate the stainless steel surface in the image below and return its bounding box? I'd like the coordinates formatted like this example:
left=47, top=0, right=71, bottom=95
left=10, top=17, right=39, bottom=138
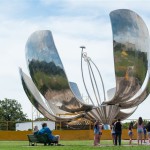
left=25, top=30, right=92, bottom=114
left=20, top=9, right=150, bottom=125
left=87, top=105, right=120, bottom=124
left=19, top=68, right=85, bottom=121
left=115, top=107, right=137, bottom=120
left=120, top=72, right=150, bottom=108
left=104, top=9, right=149, bottom=105
left=81, top=49, right=106, bottom=105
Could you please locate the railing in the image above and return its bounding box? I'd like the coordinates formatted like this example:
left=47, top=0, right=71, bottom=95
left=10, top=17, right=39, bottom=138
left=1, top=119, right=150, bottom=131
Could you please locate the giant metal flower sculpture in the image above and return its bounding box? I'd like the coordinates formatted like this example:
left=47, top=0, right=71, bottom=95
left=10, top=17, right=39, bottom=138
left=19, top=9, right=150, bottom=125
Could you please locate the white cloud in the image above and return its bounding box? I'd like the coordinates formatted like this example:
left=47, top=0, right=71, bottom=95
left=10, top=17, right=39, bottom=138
left=0, top=0, right=28, bottom=19
left=0, top=0, right=150, bottom=120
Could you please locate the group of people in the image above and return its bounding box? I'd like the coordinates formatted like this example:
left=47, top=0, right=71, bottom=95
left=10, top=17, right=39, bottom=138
left=127, top=117, right=150, bottom=145
left=94, top=117, right=150, bottom=146
left=34, top=119, right=150, bottom=146
left=110, top=119, right=122, bottom=146
left=94, top=119, right=122, bottom=146
left=33, top=123, right=60, bottom=144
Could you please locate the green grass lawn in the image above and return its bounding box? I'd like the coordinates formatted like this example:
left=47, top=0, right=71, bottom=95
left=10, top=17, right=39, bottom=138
left=0, top=140, right=150, bottom=150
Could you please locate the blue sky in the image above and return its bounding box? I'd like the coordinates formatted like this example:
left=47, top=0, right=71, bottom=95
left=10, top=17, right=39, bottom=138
left=1, top=0, right=150, bottom=120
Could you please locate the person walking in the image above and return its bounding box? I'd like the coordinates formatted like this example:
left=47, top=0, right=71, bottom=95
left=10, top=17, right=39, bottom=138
left=114, top=119, right=122, bottom=146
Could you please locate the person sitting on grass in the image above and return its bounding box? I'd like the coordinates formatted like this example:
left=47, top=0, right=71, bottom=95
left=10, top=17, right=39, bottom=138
left=38, top=123, right=60, bottom=145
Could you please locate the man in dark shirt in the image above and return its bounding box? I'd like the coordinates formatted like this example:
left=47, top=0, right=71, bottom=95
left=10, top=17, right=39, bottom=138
left=114, top=119, right=122, bottom=145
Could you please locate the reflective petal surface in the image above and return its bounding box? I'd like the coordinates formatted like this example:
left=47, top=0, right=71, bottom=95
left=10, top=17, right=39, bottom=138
left=25, top=30, right=92, bottom=113
left=115, top=107, right=137, bottom=120
left=19, top=68, right=85, bottom=121
left=104, top=9, right=149, bottom=105
left=20, top=9, right=150, bottom=125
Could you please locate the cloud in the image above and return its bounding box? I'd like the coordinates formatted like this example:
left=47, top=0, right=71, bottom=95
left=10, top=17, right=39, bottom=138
left=0, top=0, right=29, bottom=19
left=0, top=0, right=150, bottom=119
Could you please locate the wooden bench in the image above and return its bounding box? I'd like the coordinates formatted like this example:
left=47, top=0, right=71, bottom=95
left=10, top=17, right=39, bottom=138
left=27, top=134, right=58, bottom=146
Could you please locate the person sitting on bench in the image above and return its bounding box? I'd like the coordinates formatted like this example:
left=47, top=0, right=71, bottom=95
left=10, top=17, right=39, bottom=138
left=38, top=123, right=60, bottom=143
left=33, top=125, right=39, bottom=135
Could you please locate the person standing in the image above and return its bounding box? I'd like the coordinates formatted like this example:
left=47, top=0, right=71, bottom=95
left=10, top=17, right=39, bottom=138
left=93, top=120, right=100, bottom=146
left=98, top=123, right=103, bottom=145
left=110, top=122, right=116, bottom=145
left=134, top=117, right=144, bottom=145
left=146, top=121, right=150, bottom=144
left=114, top=119, right=122, bottom=146
left=128, top=122, right=133, bottom=145
left=143, top=125, right=147, bottom=143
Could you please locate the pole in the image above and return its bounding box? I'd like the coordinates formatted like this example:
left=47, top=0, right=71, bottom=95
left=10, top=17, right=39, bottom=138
left=32, top=105, right=33, bottom=131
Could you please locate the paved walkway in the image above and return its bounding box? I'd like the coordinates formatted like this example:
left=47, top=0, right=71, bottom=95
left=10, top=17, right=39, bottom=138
left=132, top=140, right=150, bottom=146
left=92, top=140, right=150, bottom=147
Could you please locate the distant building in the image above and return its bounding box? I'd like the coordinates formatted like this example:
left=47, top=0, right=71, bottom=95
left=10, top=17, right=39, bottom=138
left=16, top=121, right=55, bottom=131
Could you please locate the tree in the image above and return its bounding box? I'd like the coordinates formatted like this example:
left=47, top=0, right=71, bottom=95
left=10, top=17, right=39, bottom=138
left=0, top=98, right=28, bottom=130
left=0, top=98, right=27, bottom=122
left=34, top=117, right=48, bottom=121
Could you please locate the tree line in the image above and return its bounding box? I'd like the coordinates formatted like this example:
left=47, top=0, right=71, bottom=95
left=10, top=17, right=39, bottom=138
left=0, top=98, right=149, bottom=131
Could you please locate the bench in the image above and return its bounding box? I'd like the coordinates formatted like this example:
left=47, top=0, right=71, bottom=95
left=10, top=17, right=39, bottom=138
left=27, top=134, right=58, bottom=146
left=27, top=134, right=38, bottom=146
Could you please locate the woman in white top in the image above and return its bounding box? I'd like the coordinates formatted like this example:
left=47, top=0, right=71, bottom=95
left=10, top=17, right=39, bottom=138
left=110, top=122, right=115, bottom=145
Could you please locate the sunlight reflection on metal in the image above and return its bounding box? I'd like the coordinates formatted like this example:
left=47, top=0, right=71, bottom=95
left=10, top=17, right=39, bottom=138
left=19, top=9, right=150, bottom=125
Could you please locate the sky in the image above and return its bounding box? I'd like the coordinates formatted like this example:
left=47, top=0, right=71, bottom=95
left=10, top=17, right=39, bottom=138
left=0, top=0, right=150, bottom=120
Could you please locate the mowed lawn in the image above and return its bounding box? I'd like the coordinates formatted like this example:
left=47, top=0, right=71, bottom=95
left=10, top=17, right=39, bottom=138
left=1, top=140, right=150, bottom=150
